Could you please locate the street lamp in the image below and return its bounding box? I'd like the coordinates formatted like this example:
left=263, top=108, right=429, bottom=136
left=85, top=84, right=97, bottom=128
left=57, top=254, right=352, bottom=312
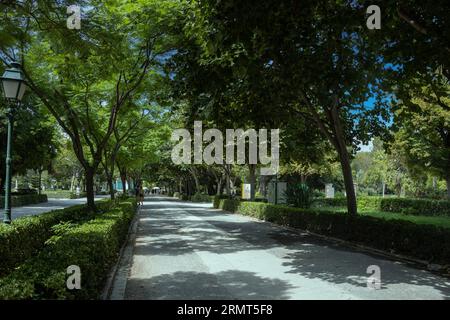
left=1, top=62, right=27, bottom=224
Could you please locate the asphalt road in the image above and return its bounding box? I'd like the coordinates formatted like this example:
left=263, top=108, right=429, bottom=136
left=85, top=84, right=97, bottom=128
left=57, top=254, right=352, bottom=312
left=119, top=196, right=450, bottom=300
left=11, top=195, right=109, bottom=220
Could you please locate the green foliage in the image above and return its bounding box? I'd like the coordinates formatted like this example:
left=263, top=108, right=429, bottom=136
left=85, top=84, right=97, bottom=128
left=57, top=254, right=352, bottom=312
left=69, top=192, right=87, bottom=199
left=313, top=196, right=450, bottom=217
left=190, top=192, right=213, bottom=203
left=214, top=199, right=450, bottom=264
left=0, top=97, right=58, bottom=184
left=284, top=183, right=313, bottom=209
left=0, top=199, right=136, bottom=299
left=0, top=200, right=117, bottom=277
left=379, top=198, right=450, bottom=217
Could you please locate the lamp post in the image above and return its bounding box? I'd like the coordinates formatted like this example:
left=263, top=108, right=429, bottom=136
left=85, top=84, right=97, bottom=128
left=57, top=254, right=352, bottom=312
left=1, top=62, right=27, bottom=224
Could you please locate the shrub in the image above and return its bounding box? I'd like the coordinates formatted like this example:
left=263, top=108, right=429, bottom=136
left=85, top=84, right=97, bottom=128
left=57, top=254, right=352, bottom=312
left=0, top=194, right=48, bottom=208
left=69, top=192, right=87, bottom=199
left=313, top=196, right=450, bottom=216
left=0, top=199, right=136, bottom=300
left=313, top=197, right=347, bottom=207
left=13, top=189, right=37, bottom=195
left=379, top=198, right=450, bottom=216
left=284, top=183, right=313, bottom=208
left=180, top=194, right=190, bottom=201
left=0, top=201, right=115, bottom=277
left=190, top=193, right=213, bottom=203
left=214, top=199, right=450, bottom=265
left=173, top=192, right=180, bottom=199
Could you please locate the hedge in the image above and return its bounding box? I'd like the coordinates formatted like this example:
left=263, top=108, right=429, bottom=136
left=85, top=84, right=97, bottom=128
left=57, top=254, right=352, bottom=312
left=214, top=197, right=450, bottom=265
left=190, top=193, right=215, bottom=203
left=0, top=199, right=136, bottom=299
left=0, top=200, right=115, bottom=277
left=69, top=192, right=87, bottom=199
left=0, top=194, right=48, bottom=208
left=313, top=196, right=450, bottom=216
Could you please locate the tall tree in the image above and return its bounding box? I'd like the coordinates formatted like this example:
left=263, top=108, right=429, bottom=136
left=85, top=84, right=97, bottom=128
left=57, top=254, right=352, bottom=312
left=1, top=0, right=181, bottom=210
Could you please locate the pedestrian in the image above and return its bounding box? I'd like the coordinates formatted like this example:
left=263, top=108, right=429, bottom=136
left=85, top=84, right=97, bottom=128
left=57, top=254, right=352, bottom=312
left=135, top=184, right=141, bottom=205
left=138, top=184, right=144, bottom=205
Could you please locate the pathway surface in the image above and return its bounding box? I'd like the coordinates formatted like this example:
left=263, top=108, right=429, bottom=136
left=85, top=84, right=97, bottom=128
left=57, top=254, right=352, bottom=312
left=11, top=195, right=109, bottom=220
left=113, top=196, right=450, bottom=300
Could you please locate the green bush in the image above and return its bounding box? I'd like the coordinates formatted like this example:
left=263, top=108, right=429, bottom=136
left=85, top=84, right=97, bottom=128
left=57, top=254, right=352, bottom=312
left=180, top=194, right=190, bottom=201
left=190, top=193, right=213, bottom=203
left=13, top=189, right=37, bottom=195
left=379, top=198, right=450, bottom=216
left=69, top=192, right=87, bottom=199
left=0, top=201, right=115, bottom=277
left=313, top=197, right=347, bottom=207
left=0, top=194, right=48, bottom=208
left=284, top=183, right=313, bottom=208
left=0, top=199, right=136, bottom=299
left=313, top=196, right=450, bottom=216
left=214, top=199, right=450, bottom=265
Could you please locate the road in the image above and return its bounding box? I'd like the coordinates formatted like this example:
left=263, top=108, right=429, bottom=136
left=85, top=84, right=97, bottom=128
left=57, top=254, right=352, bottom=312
left=114, top=196, right=450, bottom=300
left=11, top=195, right=109, bottom=220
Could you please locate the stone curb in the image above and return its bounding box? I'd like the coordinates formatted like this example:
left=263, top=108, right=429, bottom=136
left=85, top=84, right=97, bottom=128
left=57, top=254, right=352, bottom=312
left=101, top=205, right=141, bottom=300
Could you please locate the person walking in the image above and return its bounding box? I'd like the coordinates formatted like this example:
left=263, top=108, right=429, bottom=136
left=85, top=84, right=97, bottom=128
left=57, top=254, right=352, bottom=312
left=138, top=184, right=144, bottom=205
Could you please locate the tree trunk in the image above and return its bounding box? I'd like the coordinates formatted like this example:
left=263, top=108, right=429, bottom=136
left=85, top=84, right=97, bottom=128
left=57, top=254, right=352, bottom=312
left=446, top=176, right=450, bottom=200
left=329, top=103, right=357, bottom=216
left=108, top=176, right=115, bottom=200
left=38, top=169, right=42, bottom=195
left=382, top=181, right=386, bottom=197
left=337, top=146, right=357, bottom=216
left=70, top=173, right=76, bottom=192
left=248, top=164, right=256, bottom=200
left=116, top=162, right=127, bottom=196
left=85, top=167, right=96, bottom=211
left=216, top=177, right=222, bottom=195
left=190, top=167, right=200, bottom=193
left=224, top=165, right=231, bottom=196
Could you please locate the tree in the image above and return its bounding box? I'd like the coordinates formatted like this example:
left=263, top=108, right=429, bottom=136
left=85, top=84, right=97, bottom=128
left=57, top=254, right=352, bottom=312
left=389, top=84, right=450, bottom=198
left=0, top=95, right=57, bottom=190
left=176, top=0, right=390, bottom=215
left=1, top=0, right=181, bottom=210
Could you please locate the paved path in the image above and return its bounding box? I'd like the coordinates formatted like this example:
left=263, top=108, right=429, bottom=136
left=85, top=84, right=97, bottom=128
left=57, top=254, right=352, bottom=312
left=113, top=196, right=450, bottom=300
left=11, top=195, right=109, bottom=220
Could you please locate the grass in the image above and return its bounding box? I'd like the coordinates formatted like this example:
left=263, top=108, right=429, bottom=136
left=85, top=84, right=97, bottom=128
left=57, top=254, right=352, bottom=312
left=311, top=205, right=450, bottom=229
left=45, top=190, right=73, bottom=198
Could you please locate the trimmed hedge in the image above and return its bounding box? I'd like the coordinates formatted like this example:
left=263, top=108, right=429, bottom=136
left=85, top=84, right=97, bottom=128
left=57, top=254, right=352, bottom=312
left=69, top=192, right=87, bottom=199
left=0, top=201, right=115, bottom=277
left=313, top=196, right=450, bottom=216
left=0, top=194, right=48, bottom=208
left=0, top=199, right=136, bottom=299
left=190, top=193, right=214, bottom=203
left=214, top=198, right=450, bottom=265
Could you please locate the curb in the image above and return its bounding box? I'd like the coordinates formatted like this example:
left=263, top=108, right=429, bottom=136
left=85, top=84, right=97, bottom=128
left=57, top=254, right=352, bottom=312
left=101, top=205, right=141, bottom=300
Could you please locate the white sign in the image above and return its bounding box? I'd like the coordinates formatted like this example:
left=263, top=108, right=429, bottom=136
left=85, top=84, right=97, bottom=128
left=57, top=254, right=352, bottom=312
left=325, top=184, right=335, bottom=198
left=242, top=183, right=251, bottom=200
